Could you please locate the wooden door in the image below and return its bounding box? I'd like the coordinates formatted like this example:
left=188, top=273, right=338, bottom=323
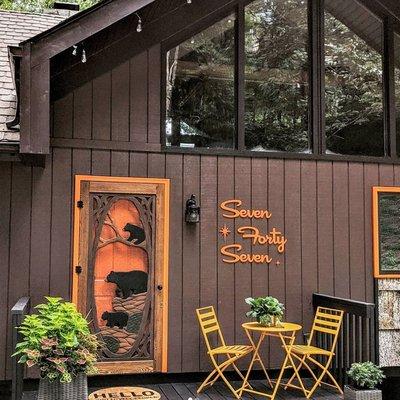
left=72, top=176, right=170, bottom=375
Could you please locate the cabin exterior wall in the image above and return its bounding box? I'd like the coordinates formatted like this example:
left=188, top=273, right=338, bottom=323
left=1, top=151, right=389, bottom=380
left=4, top=0, right=400, bottom=381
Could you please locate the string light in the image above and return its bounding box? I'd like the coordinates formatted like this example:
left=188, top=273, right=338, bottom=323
left=81, top=48, right=87, bottom=63
left=187, top=0, right=192, bottom=3
left=72, top=45, right=78, bottom=56
left=135, top=13, right=142, bottom=32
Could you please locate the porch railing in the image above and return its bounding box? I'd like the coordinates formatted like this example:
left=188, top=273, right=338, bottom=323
left=313, top=293, right=377, bottom=386
left=11, top=297, right=30, bottom=400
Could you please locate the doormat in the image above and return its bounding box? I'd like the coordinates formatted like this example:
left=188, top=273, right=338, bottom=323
left=89, top=387, right=161, bottom=399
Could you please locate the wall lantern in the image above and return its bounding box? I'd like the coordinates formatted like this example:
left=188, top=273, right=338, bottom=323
left=185, top=194, right=200, bottom=224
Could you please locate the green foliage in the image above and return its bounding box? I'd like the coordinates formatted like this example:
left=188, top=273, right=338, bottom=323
left=347, top=362, right=385, bottom=390
left=0, top=0, right=97, bottom=13
left=245, top=296, right=284, bottom=326
left=13, top=297, right=99, bottom=383
left=379, top=195, right=400, bottom=272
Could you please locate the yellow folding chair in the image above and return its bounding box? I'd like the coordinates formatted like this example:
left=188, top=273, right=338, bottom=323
left=284, top=306, right=344, bottom=399
left=196, top=306, right=253, bottom=399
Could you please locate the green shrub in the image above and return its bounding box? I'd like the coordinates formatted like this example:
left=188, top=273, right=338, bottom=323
left=245, top=296, right=284, bottom=326
left=347, top=362, right=385, bottom=390
left=13, top=297, right=99, bottom=383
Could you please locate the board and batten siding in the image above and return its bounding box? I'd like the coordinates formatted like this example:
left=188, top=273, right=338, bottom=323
left=0, top=152, right=392, bottom=379
left=0, top=45, right=391, bottom=380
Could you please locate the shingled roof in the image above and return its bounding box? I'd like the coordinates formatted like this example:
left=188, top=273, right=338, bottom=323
left=0, top=10, right=66, bottom=144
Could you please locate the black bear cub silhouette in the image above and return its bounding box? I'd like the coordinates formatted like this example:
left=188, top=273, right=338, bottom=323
left=102, top=311, right=129, bottom=329
left=123, top=223, right=145, bottom=245
left=106, top=270, right=148, bottom=299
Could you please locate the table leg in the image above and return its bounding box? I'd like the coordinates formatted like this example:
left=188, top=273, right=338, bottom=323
left=272, top=331, right=308, bottom=398
left=239, top=332, right=271, bottom=398
left=268, top=332, right=296, bottom=400
left=244, top=329, right=273, bottom=388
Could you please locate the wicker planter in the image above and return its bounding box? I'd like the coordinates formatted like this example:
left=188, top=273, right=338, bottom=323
left=344, top=385, right=382, bottom=400
left=37, top=373, right=88, bottom=400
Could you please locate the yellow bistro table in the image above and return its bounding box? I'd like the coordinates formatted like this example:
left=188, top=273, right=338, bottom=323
left=239, top=322, right=302, bottom=399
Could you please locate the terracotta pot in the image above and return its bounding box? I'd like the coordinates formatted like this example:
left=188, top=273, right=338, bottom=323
left=344, top=385, right=382, bottom=400
left=37, top=373, right=88, bottom=400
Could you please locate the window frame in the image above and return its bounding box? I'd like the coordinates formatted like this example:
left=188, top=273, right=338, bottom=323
left=372, top=186, right=400, bottom=278
left=160, top=0, right=400, bottom=163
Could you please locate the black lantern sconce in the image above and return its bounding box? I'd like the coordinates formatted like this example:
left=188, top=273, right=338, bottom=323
left=185, top=194, right=200, bottom=224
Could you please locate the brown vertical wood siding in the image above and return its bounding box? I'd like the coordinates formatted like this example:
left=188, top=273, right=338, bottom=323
left=0, top=42, right=396, bottom=382
left=1, top=152, right=393, bottom=379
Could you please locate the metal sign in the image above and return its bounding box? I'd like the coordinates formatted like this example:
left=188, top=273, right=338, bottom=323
left=89, top=387, right=161, bottom=400
left=219, top=199, right=287, bottom=265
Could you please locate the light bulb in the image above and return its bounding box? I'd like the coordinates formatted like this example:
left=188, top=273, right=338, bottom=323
left=81, top=49, right=87, bottom=63
left=135, top=13, right=142, bottom=33
left=72, top=45, right=77, bottom=56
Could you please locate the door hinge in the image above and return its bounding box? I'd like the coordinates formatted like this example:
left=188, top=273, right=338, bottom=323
left=75, top=265, right=82, bottom=274
left=77, top=200, right=84, bottom=209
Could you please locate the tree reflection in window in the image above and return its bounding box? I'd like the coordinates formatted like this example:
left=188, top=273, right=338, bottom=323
left=244, top=0, right=310, bottom=153
left=165, top=16, right=236, bottom=149
left=395, top=33, right=400, bottom=156
left=324, top=0, right=384, bottom=156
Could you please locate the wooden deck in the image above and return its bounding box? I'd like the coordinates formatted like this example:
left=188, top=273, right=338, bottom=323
left=22, top=379, right=342, bottom=399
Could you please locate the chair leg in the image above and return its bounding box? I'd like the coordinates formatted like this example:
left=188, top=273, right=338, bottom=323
left=305, top=356, right=342, bottom=399
left=284, top=354, right=306, bottom=389
left=306, top=368, right=329, bottom=399
left=213, top=362, right=240, bottom=399
left=324, top=368, right=344, bottom=394
left=230, top=359, right=253, bottom=390
left=197, top=369, right=218, bottom=393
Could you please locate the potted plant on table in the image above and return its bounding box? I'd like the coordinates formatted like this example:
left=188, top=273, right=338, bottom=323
left=13, top=297, right=99, bottom=400
left=245, top=296, right=284, bottom=327
left=345, top=362, right=385, bottom=400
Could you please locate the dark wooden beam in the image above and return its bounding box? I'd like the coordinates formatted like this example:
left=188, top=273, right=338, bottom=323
left=52, top=0, right=237, bottom=100
left=51, top=138, right=161, bottom=152
left=28, top=0, right=157, bottom=66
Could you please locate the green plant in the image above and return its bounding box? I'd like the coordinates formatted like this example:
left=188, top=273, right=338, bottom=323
left=347, top=362, right=385, bottom=390
left=13, top=297, right=99, bottom=383
left=245, top=296, right=284, bottom=326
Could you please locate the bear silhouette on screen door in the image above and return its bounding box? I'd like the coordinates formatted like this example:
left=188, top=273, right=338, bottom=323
left=106, top=270, right=148, bottom=299
left=123, top=223, right=145, bottom=245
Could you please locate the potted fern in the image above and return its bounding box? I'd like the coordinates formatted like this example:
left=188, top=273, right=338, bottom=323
left=345, top=362, right=385, bottom=400
left=13, top=297, right=99, bottom=400
left=245, top=296, right=284, bottom=326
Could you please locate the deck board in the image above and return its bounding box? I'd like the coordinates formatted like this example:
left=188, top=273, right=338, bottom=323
left=21, top=379, right=342, bottom=399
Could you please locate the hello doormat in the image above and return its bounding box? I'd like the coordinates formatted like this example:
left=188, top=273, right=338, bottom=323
left=89, top=387, right=161, bottom=399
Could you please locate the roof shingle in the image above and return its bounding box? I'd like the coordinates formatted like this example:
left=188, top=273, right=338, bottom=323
left=0, top=9, right=67, bottom=143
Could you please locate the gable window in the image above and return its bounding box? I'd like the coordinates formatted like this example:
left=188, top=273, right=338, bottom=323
left=165, top=16, right=236, bottom=149
left=324, top=0, right=384, bottom=156
left=163, top=0, right=400, bottom=161
left=395, top=32, right=400, bottom=156
left=245, top=0, right=310, bottom=153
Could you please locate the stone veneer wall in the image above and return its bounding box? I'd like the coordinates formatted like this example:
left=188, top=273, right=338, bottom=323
left=378, top=279, right=400, bottom=366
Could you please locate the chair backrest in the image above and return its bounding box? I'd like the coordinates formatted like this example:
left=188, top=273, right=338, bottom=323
left=309, top=306, right=344, bottom=352
left=196, top=306, right=226, bottom=353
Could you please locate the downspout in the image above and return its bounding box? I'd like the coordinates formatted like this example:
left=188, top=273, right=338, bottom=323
left=6, top=46, right=21, bottom=131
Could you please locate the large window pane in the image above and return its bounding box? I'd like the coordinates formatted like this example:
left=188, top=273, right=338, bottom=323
left=395, top=33, right=400, bottom=156
left=165, top=16, right=236, bottom=149
left=325, top=0, right=384, bottom=156
left=245, top=0, right=310, bottom=153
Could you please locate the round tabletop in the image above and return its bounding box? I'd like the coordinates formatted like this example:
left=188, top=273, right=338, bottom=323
left=242, top=321, right=302, bottom=333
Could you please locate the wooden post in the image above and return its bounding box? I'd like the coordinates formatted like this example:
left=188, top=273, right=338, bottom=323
left=11, top=297, right=30, bottom=400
